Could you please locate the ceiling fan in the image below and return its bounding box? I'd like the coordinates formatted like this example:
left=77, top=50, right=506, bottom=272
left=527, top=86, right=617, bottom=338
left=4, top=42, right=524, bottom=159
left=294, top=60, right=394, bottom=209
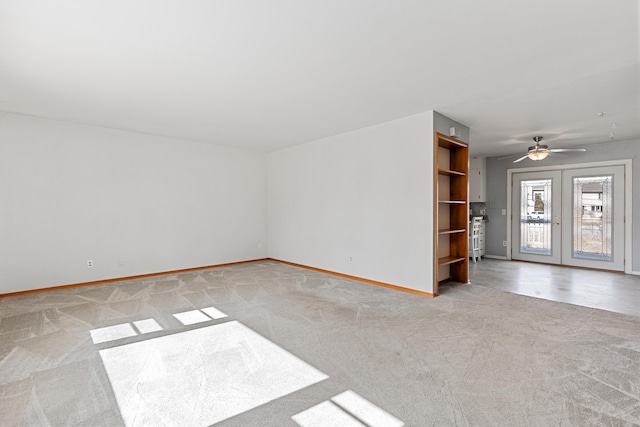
left=510, top=136, right=586, bottom=163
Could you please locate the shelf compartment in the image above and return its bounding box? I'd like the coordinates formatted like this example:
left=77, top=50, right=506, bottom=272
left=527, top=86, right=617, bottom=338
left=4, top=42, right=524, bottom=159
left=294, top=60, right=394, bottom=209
left=438, top=138, right=467, bottom=150
left=437, top=256, right=466, bottom=266
left=438, top=169, right=466, bottom=177
left=438, top=228, right=466, bottom=235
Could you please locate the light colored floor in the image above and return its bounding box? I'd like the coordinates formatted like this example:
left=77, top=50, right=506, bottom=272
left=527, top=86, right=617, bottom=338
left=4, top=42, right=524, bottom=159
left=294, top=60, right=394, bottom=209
left=1, top=260, right=640, bottom=425
left=467, top=258, right=640, bottom=317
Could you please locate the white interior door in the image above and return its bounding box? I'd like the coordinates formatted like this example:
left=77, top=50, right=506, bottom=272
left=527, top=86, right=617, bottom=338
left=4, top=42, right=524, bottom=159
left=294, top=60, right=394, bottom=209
left=561, top=166, right=625, bottom=271
left=512, top=171, right=562, bottom=264
left=511, top=166, right=625, bottom=271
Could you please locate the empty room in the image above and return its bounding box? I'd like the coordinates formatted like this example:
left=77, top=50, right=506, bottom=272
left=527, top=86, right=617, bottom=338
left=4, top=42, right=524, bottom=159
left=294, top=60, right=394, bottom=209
left=1, top=1, right=639, bottom=425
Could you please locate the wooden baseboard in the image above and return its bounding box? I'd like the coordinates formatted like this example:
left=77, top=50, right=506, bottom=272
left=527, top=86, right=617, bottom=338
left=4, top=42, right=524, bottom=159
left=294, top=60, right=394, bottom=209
left=0, top=258, right=269, bottom=298
left=269, top=258, right=435, bottom=298
left=1, top=257, right=436, bottom=300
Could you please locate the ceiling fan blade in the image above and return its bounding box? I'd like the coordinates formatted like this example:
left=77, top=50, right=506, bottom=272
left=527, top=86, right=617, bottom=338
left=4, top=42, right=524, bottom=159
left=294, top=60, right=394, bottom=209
left=513, top=155, right=529, bottom=163
left=549, top=148, right=586, bottom=153
left=496, top=153, right=522, bottom=160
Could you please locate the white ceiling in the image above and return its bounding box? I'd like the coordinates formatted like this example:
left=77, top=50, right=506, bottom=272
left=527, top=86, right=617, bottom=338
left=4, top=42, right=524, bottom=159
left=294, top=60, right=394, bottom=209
left=0, top=1, right=638, bottom=157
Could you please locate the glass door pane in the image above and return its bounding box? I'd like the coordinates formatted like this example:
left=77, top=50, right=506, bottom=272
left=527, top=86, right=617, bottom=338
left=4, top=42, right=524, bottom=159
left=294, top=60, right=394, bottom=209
left=511, top=170, right=561, bottom=264
left=572, top=176, right=612, bottom=260
left=519, top=179, right=552, bottom=255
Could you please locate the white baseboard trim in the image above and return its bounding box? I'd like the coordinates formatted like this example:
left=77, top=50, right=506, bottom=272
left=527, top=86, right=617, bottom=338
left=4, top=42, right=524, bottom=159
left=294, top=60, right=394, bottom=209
left=483, top=255, right=508, bottom=260
left=631, top=271, right=640, bottom=276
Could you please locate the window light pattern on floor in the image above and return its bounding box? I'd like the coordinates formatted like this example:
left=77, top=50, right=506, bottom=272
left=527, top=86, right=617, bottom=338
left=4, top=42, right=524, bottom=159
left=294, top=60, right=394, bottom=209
left=292, top=390, right=404, bottom=427
left=90, top=319, right=163, bottom=344
left=99, top=320, right=328, bottom=426
left=173, top=306, right=228, bottom=325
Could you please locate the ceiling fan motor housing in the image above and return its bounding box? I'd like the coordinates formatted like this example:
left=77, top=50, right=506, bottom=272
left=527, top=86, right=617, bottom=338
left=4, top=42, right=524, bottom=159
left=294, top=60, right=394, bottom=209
left=528, top=144, right=548, bottom=152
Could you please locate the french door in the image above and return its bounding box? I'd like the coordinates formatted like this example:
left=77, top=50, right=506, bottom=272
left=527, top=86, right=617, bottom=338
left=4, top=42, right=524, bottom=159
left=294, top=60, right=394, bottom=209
left=511, top=165, right=625, bottom=271
left=512, top=171, right=562, bottom=264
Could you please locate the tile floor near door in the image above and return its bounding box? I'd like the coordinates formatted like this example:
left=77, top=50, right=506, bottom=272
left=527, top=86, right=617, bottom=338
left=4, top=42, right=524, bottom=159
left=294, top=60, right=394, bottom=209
left=1, top=260, right=640, bottom=426
left=468, top=258, right=640, bottom=317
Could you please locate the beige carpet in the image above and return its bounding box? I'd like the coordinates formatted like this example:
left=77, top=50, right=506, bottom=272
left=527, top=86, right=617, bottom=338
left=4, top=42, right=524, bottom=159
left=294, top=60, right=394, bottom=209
left=1, top=260, right=639, bottom=425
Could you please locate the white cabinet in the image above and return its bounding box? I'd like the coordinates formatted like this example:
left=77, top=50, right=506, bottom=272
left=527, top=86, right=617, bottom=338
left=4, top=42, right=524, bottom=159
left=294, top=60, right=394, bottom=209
left=469, top=221, right=486, bottom=258
left=469, top=157, right=486, bottom=202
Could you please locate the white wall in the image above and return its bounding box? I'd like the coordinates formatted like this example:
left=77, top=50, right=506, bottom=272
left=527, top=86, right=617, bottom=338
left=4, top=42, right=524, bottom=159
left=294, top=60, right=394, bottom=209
left=267, top=112, right=436, bottom=294
left=0, top=114, right=267, bottom=294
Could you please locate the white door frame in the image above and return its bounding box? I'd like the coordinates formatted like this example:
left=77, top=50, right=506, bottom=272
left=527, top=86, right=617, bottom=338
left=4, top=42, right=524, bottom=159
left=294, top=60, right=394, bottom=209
left=506, top=159, right=633, bottom=274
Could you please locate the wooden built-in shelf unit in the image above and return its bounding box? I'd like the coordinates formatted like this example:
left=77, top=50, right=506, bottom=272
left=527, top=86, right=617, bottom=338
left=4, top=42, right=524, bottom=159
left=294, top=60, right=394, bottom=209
left=434, top=132, right=469, bottom=295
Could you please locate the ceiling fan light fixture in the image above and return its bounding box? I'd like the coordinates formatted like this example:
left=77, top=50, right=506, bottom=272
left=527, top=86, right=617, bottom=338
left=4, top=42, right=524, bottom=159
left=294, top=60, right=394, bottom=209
left=527, top=145, right=549, bottom=161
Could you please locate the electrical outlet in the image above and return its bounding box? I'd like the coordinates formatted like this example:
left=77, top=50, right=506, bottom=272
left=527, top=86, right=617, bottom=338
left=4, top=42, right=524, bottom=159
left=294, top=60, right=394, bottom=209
left=118, top=259, right=125, bottom=267
left=503, top=241, right=507, bottom=247
left=349, top=256, right=353, bottom=262
left=87, top=260, right=94, bottom=268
